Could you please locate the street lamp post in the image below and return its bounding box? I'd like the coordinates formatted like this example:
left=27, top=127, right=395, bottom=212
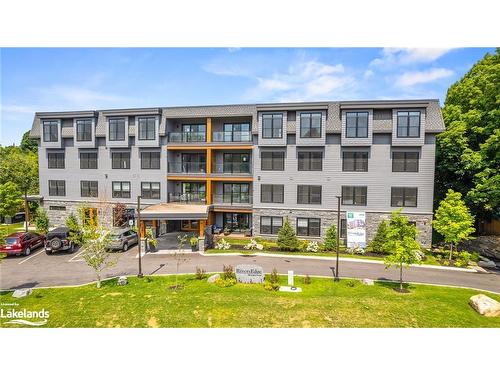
left=137, top=195, right=143, bottom=278
left=335, top=195, right=341, bottom=281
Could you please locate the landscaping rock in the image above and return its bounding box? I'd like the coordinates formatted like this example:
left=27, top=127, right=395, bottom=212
left=117, top=276, right=128, bottom=286
left=469, top=294, right=500, bottom=317
left=12, top=288, right=32, bottom=298
left=462, top=236, right=500, bottom=261
left=477, top=259, right=497, bottom=269
left=362, top=278, right=374, bottom=286
left=207, top=274, right=220, bottom=283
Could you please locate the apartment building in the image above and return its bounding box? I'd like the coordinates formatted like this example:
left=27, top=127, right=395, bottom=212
left=29, top=99, right=445, bottom=247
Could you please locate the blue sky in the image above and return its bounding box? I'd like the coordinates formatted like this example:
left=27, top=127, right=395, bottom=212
left=0, top=47, right=494, bottom=145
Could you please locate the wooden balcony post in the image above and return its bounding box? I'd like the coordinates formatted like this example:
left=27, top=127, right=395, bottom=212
left=206, top=117, right=212, bottom=142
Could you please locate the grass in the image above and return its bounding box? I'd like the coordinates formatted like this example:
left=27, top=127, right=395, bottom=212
left=0, top=223, right=26, bottom=235
left=1, top=275, right=498, bottom=328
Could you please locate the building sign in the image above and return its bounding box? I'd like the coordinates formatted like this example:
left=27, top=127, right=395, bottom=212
left=346, top=211, right=366, bottom=248
left=235, top=264, right=264, bottom=284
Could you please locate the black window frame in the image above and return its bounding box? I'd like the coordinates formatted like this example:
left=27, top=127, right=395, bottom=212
left=141, top=151, right=161, bottom=169
left=80, top=152, right=98, bottom=169
left=392, top=151, right=419, bottom=172
left=48, top=153, right=65, bottom=169
left=109, top=118, right=126, bottom=141
left=80, top=180, right=98, bottom=198
left=112, top=181, right=131, bottom=199
left=340, top=219, right=347, bottom=239
left=43, top=120, right=59, bottom=142
left=262, top=113, right=283, bottom=139
left=141, top=182, right=161, bottom=200
left=261, top=151, right=285, bottom=171
left=223, top=123, right=251, bottom=142
left=342, top=151, right=369, bottom=172
left=345, top=112, right=369, bottom=138
left=297, top=185, right=322, bottom=205
left=300, top=112, right=322, bottom=138
left=296, top=217, right=321, bottom=237
left=48, top=180, right=66, bottom=196
left=260, top=184, right=284, bottom=204
left=397, top=111, right=421, bottom=138
left=260, top=216, right=283, bottom=235
left=341, top=186, right=367, bottom=206
left=76, top=119, right=93, bottom=142
left=138, top=117, right=156, bottom=141
left=391, top=187, right=418, bottom=207
left=298, top=151, right=323, bottom=171
left=112, top=152, right=131, bottom=169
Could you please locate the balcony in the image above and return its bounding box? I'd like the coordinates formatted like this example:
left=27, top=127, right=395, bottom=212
left=213, top=194, right=252, bottom=206
left=168, top=162, right=206, bottom=174
left=212, top=131, right=252, bottom=143
left=212, top=162, right=251, bottom=174
left=168, top=192, right=207, bottom=204
left=168, top=132, right=206, bottom=143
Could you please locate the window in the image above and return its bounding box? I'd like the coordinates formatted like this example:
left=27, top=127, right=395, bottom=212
left=223, top=123, right=251, bottom=142
left=392, top=151, right=419, bottom=172
left=112, top=182, right=131, bottom=199
left=141, top=152, right=160, bottom=169
left=261, top=151, right=285, bottom=171
left=76, top=119, right=92, bottom=141
left=80, top=152, right=98, bottom=169
left=297, top=185, right=322, bottom=204
left=391, top=187, right=418, bottom=207
left=262, top=113, right=283, bottom=139
left=223, top=183, right=250, bottom=203
left=342, top=151, right=368, bottom=172
left=80, top=181, right=98, bottom=198
left=341, top=186, right=367, bottom=206
left=43, top=120, right=58, bottom=142
left=340, top=219, right=347, bottom=238
left=49, top=206, right=66, bottom=211
left=182, top=124, right=206, bottom=142
left=109, top=118, right=126, bottom=141
left=48, top=153, right=65, bottom=169
left=397, top=111, right=421, bottom=138
left=261, top=184, right=284, bottom=203
left=260, top=216, right=283, bottom=235
left=345, top=112, right=368, bottom=138
left=297, top=218, right=321, bottom=237
left=300, top=112, right=322, bottom=138
left=138, top=117, right=156, bottom=140
left=48, top=180, right=65, bottom=196
left=112, top=152, right=130, bottom=169
left=141, top=182, right=161, bottom=199
left=223, top=153, right=250, bottom=173
left=298, top=151, right=322, bottom=171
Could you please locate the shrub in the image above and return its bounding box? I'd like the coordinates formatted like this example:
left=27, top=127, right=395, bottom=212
left=455, top=251, right=472, bottom=268
left=113, top=202, right=128, bottom=227
left=303, top=275, right=311, bottom=284
left=346, top=280, right=356, bottom=287
left=244, top=239, right=264, bottom=251
left=215, top=238, right=231, bottom=251
left=222, top=264, right=235, bottom=280
left=223, top=227, right=231, bottom=236
left=268, top=268, right=280, bottom=284
left=277, top=218, right=299, bottom=251
left=190, top=236, right=198, bottom=247
left=215, top=277, right=236, bottom=287
left=264, top=281, right=280, bottom=291
left=367, top=220, right=390, bottom=253
left=346, top=244, right=365, bottom=255
left=306, top=241, right=320, bottom=253
left=195, top=267, right=206, bottom=280
left=65, top=213, right=82, bottom=245
left=323, top=223, right=337, bottom=251
left=34, top=207, right=49, bottom=234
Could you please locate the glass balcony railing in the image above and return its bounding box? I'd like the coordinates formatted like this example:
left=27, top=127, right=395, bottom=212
left=168, top=132, right=206, bottom=143
left=168, top=192, right=207, bottom=204
left=168, top=162, right=207, bottom=174
left=212, top=162, right=251, bottom=174
left=212, top=194, right=252, bottom=205
left=212, top=131, right=252, bottom=142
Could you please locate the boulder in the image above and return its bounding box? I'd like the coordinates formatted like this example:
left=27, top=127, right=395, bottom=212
left=207, top=274, right=220, bottom=283
left=462, top=236, right=500, bottom=261
left=469, top=294, right=500, bottom=317
left=117, top=276, right=128, bottom=286
left=477, top=259, right=497, bottom=269
left=12, top=288, right=32, bottom=298
left=362, top=278, right=374, bottom=286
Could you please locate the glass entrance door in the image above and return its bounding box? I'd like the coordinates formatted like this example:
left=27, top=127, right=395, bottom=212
left=223, top=213, right=250, bottom=232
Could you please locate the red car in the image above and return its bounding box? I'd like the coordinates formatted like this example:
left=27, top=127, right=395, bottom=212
left=0, top=232, right=45, bottom=256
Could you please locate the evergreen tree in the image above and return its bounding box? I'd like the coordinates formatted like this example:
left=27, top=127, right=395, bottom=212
left=34, top=207, right=49, bottom=234
left=323, top=223, right=337, bottom=251
left=367, top=220, right=390, bottom=253
left=276, top=218, right=299, bottom=251
left=65, top=212, right=83, bottom=245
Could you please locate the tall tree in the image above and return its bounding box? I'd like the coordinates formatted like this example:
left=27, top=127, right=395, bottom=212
left=277, top=218, right=299, bottom=251
left=20, top=131, right=38, bottom=153
left=436, top=49, right=500, bottom=224
left=0, top=182, right=23, bottom=218
left=0, top=147, right=39, bottom=194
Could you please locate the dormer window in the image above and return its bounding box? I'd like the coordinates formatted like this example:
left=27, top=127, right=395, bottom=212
left=346, top=112, right=368, bottom=138
left=138, top=117, right=156, bottom=141
left=300, top=112, right=322, bottom=138
left=397, top=111, right=420, bottom=138
left=43, top=120, right=58, bottom=142
left=109, top=118, right=126, bottom=141
left=262, top=113, right=283, bottom=139
left=76, top=119, right=93, bottom=141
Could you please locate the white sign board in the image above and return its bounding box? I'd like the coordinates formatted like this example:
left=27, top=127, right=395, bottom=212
left=288, top=270, right=294, bottom=286
left=346, top=211, right=366, bottom=248
left=235, top=265, right=264, bottom=284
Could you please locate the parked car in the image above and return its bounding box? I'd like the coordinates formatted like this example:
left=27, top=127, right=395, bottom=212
left=45, top=226, right=76, bottom=254
left=107, top=228, right=138, bottom=251
left=0, top=232, right=45, bottom=256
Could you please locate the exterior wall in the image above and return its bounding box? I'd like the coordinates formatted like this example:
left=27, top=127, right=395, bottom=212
left=391, top=108, right=426, bottom=146
left=341, top=109, right=373, bottom=146
left=295, top=110, right=327, bottom=146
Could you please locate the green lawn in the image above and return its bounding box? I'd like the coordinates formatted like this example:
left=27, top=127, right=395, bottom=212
left=0, top=223, right=26, bottom=235
left=1, top=275, right=498, bottom=328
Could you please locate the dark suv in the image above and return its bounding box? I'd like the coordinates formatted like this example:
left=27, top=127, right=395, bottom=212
left=45, top=227, right=76, bottom=254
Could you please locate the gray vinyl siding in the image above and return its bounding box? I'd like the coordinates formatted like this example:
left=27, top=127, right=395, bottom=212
left=134, top=115, right=161, bottom=147
left=73, top=117, right=96, bottom=148
left=105, top=116, right=130, bottom=147
left=258, top=111, right=287, bottom=146
left=40, top=119, right=62, bottom=148
left=341, top=109, right=373, bottom=146
left=295, top=110, right=327, bottom=146
left=391, top=108, right=426, bottom=146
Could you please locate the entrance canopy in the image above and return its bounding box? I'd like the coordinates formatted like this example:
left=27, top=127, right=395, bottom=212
left=140, top=203, right=210, bottom=220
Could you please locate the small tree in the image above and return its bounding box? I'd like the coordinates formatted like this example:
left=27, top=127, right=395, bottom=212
left=367, top=220, right=390, bottom=254
left=65, top=212, right=82, bottom=245
left=171, top=234, right=190, bottom=289
left=34, top=207, right=49, bottom=234
left=277, top=218, right=299, bottom=251
left=0, top=182, right=23, bottom=219
left=323, top=223, right=337, bottom=251
left=433, top=189, right=475, bottom=260
left=383, top=210, right=423, bottom=291
left=144, top=228, right=157, bottom=252
left=113, top=202, right=128, bottom=227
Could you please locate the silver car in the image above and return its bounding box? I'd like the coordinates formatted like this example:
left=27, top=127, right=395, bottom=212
left=107, top=228, right=138, bottom=251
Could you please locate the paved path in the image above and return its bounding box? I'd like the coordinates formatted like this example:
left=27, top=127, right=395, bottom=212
left=1, top=245, right=499, bottom=293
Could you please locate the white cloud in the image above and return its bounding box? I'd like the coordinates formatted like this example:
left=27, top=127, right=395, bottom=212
left=363, top=69, right=374, bottom=79
left=37, top=85, right=126, bottom=104
left=395, top=68, right=454, bottom=87
left=1, top=104, right=38, bottom=114
left=370, top=48, right=453, bottom=68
